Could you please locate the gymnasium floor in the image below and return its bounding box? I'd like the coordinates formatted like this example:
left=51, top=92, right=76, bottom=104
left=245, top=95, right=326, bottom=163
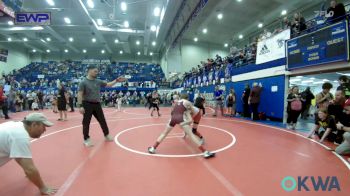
left=0, top=107, right=349, bottom=196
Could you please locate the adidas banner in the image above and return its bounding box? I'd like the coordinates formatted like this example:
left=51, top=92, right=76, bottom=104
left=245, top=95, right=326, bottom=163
left=255, top=29, right=290, bottom=65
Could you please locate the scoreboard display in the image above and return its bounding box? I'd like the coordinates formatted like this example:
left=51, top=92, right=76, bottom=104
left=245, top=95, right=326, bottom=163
left=286, top=20, right=349, bottom=70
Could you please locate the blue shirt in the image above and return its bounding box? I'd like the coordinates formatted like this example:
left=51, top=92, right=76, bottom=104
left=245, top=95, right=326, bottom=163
left=215, top=90, right=223, bottom=100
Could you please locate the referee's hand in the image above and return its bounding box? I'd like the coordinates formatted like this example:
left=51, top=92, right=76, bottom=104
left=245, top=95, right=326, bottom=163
left=79, top=107, right=85, bottom=115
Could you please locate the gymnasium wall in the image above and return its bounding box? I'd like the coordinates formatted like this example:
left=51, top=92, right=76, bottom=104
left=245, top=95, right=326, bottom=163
left=195, top=75, right=286, bottom=120
left=161, top=39, right=229, bottom=78
left=0, top=43, right=31, bottom=74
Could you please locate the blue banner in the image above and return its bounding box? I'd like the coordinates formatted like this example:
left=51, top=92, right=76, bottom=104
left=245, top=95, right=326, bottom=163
left=286, top=20, right=349, bottom=70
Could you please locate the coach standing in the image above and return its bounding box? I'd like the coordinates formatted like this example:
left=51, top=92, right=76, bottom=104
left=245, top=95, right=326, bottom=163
left=78, top=65, right=125, bottom=147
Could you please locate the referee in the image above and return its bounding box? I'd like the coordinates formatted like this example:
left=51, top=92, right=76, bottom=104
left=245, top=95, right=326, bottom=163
left=78, top=65, right=125, bottom=147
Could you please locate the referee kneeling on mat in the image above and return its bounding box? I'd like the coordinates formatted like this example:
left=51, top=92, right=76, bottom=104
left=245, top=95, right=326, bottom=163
left=0, top=113, right=57, bottom=195
left=78, top=64, right=125, bottom=147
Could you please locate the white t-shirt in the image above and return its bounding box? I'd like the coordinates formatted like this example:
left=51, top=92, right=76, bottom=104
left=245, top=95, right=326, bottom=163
left=32, top=102, right=39, bottom=109
left=0, top=121, right=32, bottom=167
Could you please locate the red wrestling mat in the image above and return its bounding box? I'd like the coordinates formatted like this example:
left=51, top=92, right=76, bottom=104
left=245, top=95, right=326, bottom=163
left=0, top=107, right=349, bottom=196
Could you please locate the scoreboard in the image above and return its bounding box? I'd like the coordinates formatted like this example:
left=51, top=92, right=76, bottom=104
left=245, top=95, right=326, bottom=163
left=286, top=20, right=349, bottom=70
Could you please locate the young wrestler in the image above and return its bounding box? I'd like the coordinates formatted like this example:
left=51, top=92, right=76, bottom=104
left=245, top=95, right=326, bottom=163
left=148, top=93, right=215, bottom=159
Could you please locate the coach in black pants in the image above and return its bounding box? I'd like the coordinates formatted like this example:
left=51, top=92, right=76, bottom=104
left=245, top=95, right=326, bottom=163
left=77, top=65, right=125, bottom=147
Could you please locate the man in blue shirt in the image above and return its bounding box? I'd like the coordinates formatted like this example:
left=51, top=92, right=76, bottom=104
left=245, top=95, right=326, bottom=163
left=213, top=85, right=224, bottom=117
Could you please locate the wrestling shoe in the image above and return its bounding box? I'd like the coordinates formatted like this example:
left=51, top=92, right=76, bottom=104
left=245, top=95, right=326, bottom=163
left=148, top=146, right=156, bottom=154
left=203, top=151, right=215, bottom=159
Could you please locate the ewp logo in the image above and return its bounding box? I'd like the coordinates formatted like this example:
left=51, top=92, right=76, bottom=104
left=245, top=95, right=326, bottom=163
left=15, top=12, right=51, bottom=25
left=281, top=176, right=341, bottom=192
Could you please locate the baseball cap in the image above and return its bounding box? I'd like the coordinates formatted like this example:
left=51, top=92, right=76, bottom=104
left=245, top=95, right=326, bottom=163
left=24, top=113, right=54, bottom=127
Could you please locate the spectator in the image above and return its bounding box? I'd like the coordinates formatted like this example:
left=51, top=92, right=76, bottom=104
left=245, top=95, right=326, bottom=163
left=32, top=99, right=39, bottom=111
left=242, top=84, right=251, bottom=117
left=291, top=12, right=307, bottom=37
left=316, top=82, right=334, bottom=111
left=226, top=88, right=236, bottom=117
left=0, top=85, right=10, bottom=119
left=337, top=76, right=350, bottom=98
left=213, top=85, right=224, bottom=117
left=57, top=82, right=68, bottom=121
left=249, top=82, right=262, bottom=120
left=287, top=86, right=304, bottom=130
left=300, top=87, right=315, bottom=119
left=327, top=0, right=346, bottom=23
left=282, top=17, right=291, bottom=30
left=328, top=90, right=346, bottom=122
left=335, top=98, right=350, bottom=155
left=307, top=108, right=341, bottom=144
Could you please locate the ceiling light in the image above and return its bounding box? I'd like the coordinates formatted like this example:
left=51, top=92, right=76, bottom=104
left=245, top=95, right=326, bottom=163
left=7, top=37, right=12, bottom=42
left=69, top=37, right=74, bottom=42
left=333, top=80, right=338, bottom=83
left=202, top=28, right=207, bottom=34
left=46, top=37, right=51, bottom=41
left=40, top=39, right=46, bottom=43
left=194, top=37, right=198, bottom=42
left=119, top=50, right=123, bottom=54
left=64, top=49, right=68, bottom=53
left=224, top=43, right=228, bottom=47
left=101, top=50, right=105, bottom=54
left=92, top=38, right=96, bottom=43
left=323, top=79, right=330, bottom=82
left=23, top=38, right=28, bottom=42
left=154, top=7, right=161, bottom=16
left=114, top=39, right=119, bottom=43
left=83, top=49, right=87, bottom=53
left=150, top=25, right=157, bottom=32
left=152, top=41, right=156, bottom=46
left=8, top=21, right=14, bottom=25
left=236, top=0, right=242, bottom=2
left=136, top=40, right=140, bottom=45
left=97, top=19, right=103, bottom=26
left=296, top=76, right=303, bottom=78
left=313, top=81, right=324, bottom=84
left=310, top=77, right=315, bottom=80
left=258, top=23, right=263, bottom=28
left=64, top=17, right=71, bottom=24
left=217, top=13, right=223, bottom=20
left=290, top=79, right=301, bottom=82
left=239, top=34, right=243, bottom=39
left=124, top=21, right=129, bottom=28
left=281, top=10, right=287, bottom=15
left=137, top=51, right=141, bottom=55
left=121, top=2, right=127, bottom=11
left=150, top=52, right=153, bottom=56
left=46, top=49, right=50, bottom=53
left=46, top=0, right=55, bottom=6
left=87, top=0, right=94, bottom=8
left=32, top=49, right=36, bottom=53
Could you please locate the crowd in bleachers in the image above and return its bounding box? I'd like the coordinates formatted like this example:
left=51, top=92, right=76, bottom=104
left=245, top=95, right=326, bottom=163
left=178, top=0, right=349, bottom=86
left=0, top=61, right=167, bottom=118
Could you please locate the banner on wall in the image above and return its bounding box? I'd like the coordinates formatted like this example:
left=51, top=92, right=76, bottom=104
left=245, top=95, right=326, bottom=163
left=255, top=29, right=291, bottom=64
left=82, top=59, right=111, bottom=64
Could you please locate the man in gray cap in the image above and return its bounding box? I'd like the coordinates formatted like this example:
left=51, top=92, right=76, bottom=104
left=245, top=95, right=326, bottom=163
left=0, top=113, right=57, bottom=195
left=78, top=64, right=125, bottom=147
